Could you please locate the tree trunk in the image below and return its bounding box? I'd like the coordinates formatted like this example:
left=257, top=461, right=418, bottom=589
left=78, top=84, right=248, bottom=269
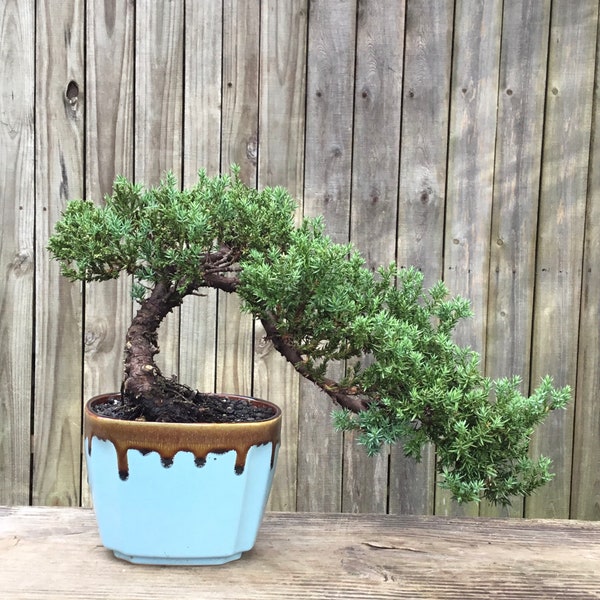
left=122, top=281, right=190, bottom=420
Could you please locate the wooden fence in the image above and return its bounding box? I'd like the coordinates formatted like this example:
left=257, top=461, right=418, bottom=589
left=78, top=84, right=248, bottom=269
left=1, top=0, right=599, bottom=519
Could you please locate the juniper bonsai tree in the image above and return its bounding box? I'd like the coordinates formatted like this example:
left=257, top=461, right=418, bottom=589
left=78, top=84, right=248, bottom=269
left=48, top=167, right=570, bottom=506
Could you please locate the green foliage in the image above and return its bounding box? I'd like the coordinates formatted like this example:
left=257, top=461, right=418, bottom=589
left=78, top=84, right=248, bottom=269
left=48, top=167, right=297, bottom=300
left=239, top=219, right=386, bottom=368
left=239, top=227, right=570, bottom=506
left=48, top=168, right=570, bottom=506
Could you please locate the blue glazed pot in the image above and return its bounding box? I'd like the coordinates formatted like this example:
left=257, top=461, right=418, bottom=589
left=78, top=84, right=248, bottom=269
left=84, top=393, right=281, bottom=565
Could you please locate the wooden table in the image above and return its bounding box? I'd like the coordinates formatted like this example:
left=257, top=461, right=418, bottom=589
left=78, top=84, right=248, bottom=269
left=1, top=506, right=599, bottom=599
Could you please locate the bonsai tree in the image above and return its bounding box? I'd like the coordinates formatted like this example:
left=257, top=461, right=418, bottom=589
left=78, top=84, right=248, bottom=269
left=48, top=167, right=570, bottom=506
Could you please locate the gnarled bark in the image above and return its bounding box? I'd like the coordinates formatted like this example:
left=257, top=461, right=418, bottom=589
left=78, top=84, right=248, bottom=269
left=122, top=281, right=193, bottom=420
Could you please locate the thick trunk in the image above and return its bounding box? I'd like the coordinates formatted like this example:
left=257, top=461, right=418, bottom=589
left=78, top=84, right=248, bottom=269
left=122, top=281, right=189, bottom=420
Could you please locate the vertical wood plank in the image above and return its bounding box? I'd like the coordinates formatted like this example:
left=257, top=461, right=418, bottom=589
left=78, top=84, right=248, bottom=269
left=0, top=0, right=35, bottom=505
left=526, top=0, right=598, bottom=519
left=438, top=0, right=502, bottom=517
left=216, top=0, right=260, bottom=398
left=391, top=0, right=454, bottom=515
left=84, top=0, right=135, bottom=397
left=481, top=0, right=551, bottom=518
left=571, top=21, right=600, bottom=517
left=344, top=0, right=405, bottom=515
left=33, top=0, right=85, bottom=506
left=256, top=0, right=307, bottom=512
left=179, top=0, right=222, bottom=394
left=82, top=0, right=135, bottom=506
left=135, top=0, right=184, bottom=379
left=297, top=0, right=357, bottom=512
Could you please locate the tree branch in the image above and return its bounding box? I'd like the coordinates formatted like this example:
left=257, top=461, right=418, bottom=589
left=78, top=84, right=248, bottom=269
left=259, top=314, right=371, bottom=414
left=194, top=252, right=371, bottom=414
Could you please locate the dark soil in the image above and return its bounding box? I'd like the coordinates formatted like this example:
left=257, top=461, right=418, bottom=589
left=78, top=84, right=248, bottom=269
left=92, top=392, right=276, bottom=424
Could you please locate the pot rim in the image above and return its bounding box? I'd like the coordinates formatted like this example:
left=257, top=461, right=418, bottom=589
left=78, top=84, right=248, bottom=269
left=84, top=392, right=282, bottom=476
left=85, top=392, right=282, bottom=427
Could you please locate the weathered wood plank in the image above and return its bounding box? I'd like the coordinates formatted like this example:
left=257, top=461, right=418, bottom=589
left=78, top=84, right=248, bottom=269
left=481, top=0, right=551, bottom=518
left=33, top=0, right=85, bottom=506
left=391, top=0, right=454, bottom=515
left=257, top=0, right=307, bottom=191
left=302, top=0, right=355, bottom=241
left=178, top=0, right=222, bottom=395
left=256, top=0, right=308, bottom=512
left=351, top=0, right=404, bottom=268
left=571, top=17, right=600, bottom=521
left=396, top=1, right=452, bottom=287
left=134, top=0, right=184, bottom=380
left=438, top=0, right=503, bottom=517
left=526, top=0, right=598, bottom=519
left=0, top=0, right=35, bottom=505
left=344, top=0, right=406, bottom=514
left=82, top=0, right=135, bottom=506
left=297, top=0, right=358, bottom=512
left=2, top=507, right=600, bottom=599
left=444, top=0, right=502, bottom=359
left=215, top=0, right=260, bottom=398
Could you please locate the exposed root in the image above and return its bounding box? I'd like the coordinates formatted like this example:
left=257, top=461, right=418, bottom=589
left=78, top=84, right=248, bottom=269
left=123, top=376, right=205, bottom=422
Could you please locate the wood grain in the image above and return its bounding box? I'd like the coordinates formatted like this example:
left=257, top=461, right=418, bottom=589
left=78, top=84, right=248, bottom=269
left=178, top=0, right=223, bottom=395
left=134, top=0, right=184, bottom=381
left=571, top=11, right=600, bottom=520
left=2, top=507, right=600, bottom=599
left=256, top=0, right=308, bottom=512
left=526, top=0, right=598, bottom=519
left=396, top=0, right=452, bottom=287
left=444, top=0, right=502, bottom=358
left=0, top=0, right=35, bottom=505
left=344, top=0, right=405, bottom=514
left=298, top=0, right=357, bottom=512
left=215, top=0, right=260, bottom=399
left=33, top=0, right=85, bottom=507
left=82, top=0, right=135, bottom=506
left=392, top=0, right=454, bottom=516
left=481, top=0, right=551, bottom=518
left=438, top=0, right=503, bottom=517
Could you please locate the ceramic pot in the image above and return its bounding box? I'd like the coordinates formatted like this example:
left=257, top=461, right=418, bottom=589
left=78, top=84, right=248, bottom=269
left=84, top=393, right=281, bottom=565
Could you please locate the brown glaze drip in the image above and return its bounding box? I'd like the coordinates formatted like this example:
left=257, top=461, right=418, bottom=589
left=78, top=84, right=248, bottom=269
left=85, top=394, right=282, bottom=479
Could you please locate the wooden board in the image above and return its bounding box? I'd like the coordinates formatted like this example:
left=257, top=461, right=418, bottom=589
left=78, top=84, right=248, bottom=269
left=215, top=0, right=260, bottom=398
left=255, top=0, right=308, bottom=512
left=439, top=0, right=503, bottom=517
left=444, top=0, right=502, bottom=359
left=33, top=0, right=85, bottom=506
left=297, top=0, right=357, bottom=512
left=481, top=0, right=551, bottom=518
left=82, top=0, right=135, bottom=506
left=0, top=0, right=35, bottom=505
left=2, top=507, right=600, bottom=599
left=571, top=17, right=600, bottom=521
left=134, top=0, right=184, bottom=380
left=178, top=0, right=223, bottom=395
left=526, top=0, right=598, bottom=519
left=391, top=0, right=454, bottom=515
left=344, top=0, right=405, bottom=514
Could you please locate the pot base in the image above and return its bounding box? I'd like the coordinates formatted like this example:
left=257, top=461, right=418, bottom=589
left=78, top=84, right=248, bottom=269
left=113, top=550, right=243, bottom=565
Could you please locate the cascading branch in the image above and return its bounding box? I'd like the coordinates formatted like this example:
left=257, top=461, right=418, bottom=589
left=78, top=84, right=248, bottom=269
left=48, top=167, right=570, bottom=505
